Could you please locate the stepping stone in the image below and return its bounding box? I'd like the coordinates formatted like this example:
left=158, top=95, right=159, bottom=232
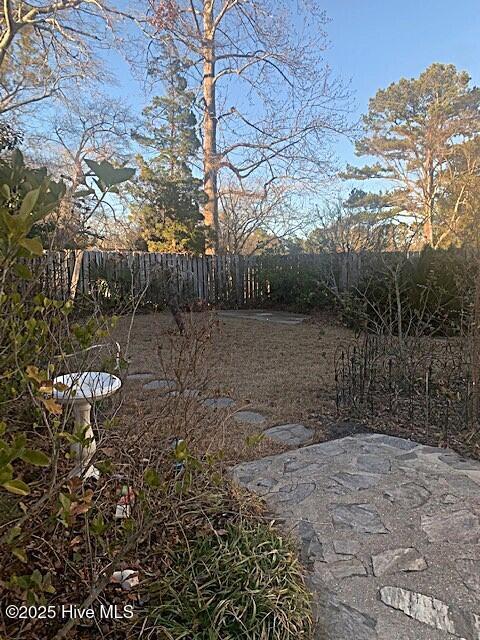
left=143, top=379, right=176, bottom=391
left=372, top=548, right=427, bottom=576
left=166, top=389, right=200, bottom=398
left=202, top=397, right=235, bottom=409
left=218, top=310, right=306, bottom=325
left=332, top=503, right=388, bottom=534
left=380, top=586, right=480, bottom=639
left=264, top=423, right=314, bottom=446
left=233, top=410, right=266, bottom=425
left=127, top=372, right=154, bottom=381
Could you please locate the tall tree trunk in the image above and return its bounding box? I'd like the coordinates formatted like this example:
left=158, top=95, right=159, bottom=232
left=202, top=0, right=219, bottom=254
left=472, top=246, right=480, bottom=428
left=423, top=210, right=434, bottom=246
left=423, top=162, right=435, bottom=246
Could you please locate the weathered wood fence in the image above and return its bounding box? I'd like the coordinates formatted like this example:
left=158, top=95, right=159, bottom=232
left=28, top=249, right=383, bottom=307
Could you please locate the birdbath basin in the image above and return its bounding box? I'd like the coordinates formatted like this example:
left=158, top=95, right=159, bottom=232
left=53, top=371, right=122, bottom=478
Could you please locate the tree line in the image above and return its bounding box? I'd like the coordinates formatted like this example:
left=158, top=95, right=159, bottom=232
left=1, top=3, right=479, bottom=255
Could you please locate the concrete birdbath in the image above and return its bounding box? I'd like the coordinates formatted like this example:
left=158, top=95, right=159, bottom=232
left=53, top=371, right=122, bottom=479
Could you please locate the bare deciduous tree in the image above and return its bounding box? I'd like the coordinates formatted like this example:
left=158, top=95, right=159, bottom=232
left=0, top=0, right=136, bottom=114
left=147, top=0, right=351, bottom=252
left=306, top=198, right=417, bottom=255
left=219, top=179, right=310, bottom=255
left=31, top=95, right=133, bottom=246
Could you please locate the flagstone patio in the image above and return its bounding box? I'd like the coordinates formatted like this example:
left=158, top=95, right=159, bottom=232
left=233, top=434, right=480, bottom=640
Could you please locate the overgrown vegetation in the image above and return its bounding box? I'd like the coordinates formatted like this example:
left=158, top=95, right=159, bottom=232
left=0, top=154, right=313, bottom=639
left=333, top=248, right=480, bottom=458
left=341, top=248, right=475, bottom=336
left=334, top=333, right=480, bottom=458
left=144, top=521, right=311, bottom=640
left=259, top=257, right=336, bottom=313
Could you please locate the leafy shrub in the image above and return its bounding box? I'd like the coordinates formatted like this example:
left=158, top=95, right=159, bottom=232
left=259, top=258, right=336, bottom=312
left=342, top=247, right=475, bottom=336
left=146, top=520, right=312, bottom=639
left=87, top=257, right=198, bottom=313
left=1, top=153, right=312, bottom=640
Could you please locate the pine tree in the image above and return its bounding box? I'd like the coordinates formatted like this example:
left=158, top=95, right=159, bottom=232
left=130, top=51, right=207, bottom=254
left=343, top=64, right=480, bottom=247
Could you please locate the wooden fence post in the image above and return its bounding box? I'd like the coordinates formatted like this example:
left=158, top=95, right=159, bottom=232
left=69, top=250, right=84, bottom=301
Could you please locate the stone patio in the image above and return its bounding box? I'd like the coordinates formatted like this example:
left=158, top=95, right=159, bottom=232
left=233, top=433, right=480, bottom=640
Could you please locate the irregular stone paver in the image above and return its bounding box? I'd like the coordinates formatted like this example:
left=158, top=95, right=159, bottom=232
left=127, top=372, right=154, bottom=381
left=379, top=586, right=480, bottom=639
left=142, top=379, right=176, bottom=391
left=202, top=397, right=235, bottom=409
left=298, top=519, right=324, bottom=565
left=232, top=434, right=480, bottom=639
left=421, top=509, right=480, bottom=543
left=332, top=503, right=388, bottom=534
left=264, top=423, right=314, bottom=446
left=311, top=579, right=378, bottom=640
left=333, top=540, right=361, bottom=556
left=384, top=482, right=431, bottom=508
left=233, top=410, right=266, bottom=425
left=372, top=548, right=427, bottom=576
left=456, top=559, right=480, bottom=595
left=356, top=454, right=391, bottom=474
left=329, top=558, right=367, bottom=579
left=332, top=472, right=381, bottom=492
left=218, top=309, right=307, bottom=325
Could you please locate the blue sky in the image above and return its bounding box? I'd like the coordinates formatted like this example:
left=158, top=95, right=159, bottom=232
left=320, top=0, right=480, bottom=167
left=107, top=0, right=480, bottom=173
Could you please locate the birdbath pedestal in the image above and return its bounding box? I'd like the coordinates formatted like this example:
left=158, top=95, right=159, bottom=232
left=53, top=371, right=122, bottom=479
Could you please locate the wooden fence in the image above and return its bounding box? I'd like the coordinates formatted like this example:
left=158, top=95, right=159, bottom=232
left=27, top=249, right=382, bottom=307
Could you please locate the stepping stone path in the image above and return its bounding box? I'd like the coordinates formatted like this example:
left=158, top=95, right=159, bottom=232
left=233, top=410, right=266, bottom=425
left=166, top=389, right=200, bottom=398
left=202, top=397, right=235, bottom=409
left=219, top=309, right=307, bottom=325
left=264, top=423, right=314, bottom=446
left=142, top=379, right=176, bottom=391
left=127, top=372, right=154, bottom=381
left=233, top=434, right=480, bottom=639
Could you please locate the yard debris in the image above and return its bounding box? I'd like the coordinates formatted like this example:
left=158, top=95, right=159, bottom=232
left=111, top=569, right=139, bottom=591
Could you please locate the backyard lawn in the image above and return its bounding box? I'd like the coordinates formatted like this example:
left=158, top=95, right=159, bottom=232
left=115, top=310, right=355, bottom=464
left=115, top=309, right=480, bottom=463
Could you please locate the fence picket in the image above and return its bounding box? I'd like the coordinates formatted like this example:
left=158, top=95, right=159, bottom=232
left=26, top=249, right=401, bottom=308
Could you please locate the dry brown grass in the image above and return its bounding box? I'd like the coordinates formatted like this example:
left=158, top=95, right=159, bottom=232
left=114, top=311, right=355, bottom=464
left=112, top=310, right=480, bottom=463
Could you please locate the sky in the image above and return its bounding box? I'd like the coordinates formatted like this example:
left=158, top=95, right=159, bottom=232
left=319, top=0, right=480, bottom=168
left=107, top=0, right=480, bottom=173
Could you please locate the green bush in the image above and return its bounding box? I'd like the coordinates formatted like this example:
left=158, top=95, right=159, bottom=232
left=342, top=247, right=475, bottom=336
left=87, top=257, right=198, bottom=313
left=146, top=520, right=312, bottom=640
left=260, top=258, right=336, bottom=312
